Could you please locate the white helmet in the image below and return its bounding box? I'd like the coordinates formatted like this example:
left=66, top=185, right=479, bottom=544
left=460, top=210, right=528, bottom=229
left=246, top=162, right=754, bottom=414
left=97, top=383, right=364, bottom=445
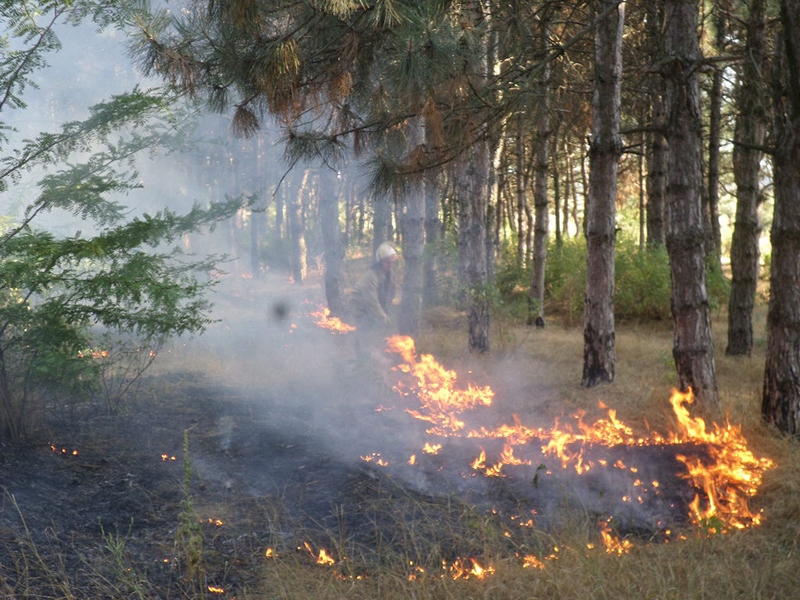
left=376, top=242, right=398, bottom=262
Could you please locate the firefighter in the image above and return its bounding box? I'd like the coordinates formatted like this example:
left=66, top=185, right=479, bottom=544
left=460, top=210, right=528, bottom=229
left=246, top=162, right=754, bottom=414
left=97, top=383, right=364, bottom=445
left=349, top=242, right=398, bottom=330
left=348, top=242, right=399, bottom=369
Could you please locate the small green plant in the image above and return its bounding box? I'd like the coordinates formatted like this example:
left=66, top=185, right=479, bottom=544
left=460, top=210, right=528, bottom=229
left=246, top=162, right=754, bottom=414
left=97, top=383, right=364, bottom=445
left=176, top=429, right=205, bottom=589
left=101, top=524, right=151, bottom=600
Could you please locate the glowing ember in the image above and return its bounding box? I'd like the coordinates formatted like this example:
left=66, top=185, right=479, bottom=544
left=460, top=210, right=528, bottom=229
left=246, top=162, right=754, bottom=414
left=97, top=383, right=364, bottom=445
left=311, top=306, right=356, bottom=333
left=50, top=444, right=79, bottom=456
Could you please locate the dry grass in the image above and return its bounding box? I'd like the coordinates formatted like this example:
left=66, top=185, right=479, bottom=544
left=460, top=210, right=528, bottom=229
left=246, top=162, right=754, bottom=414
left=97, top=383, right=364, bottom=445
left=6, top=271, right=797, bottom=599
left=238, top=292, right=800, bottom=600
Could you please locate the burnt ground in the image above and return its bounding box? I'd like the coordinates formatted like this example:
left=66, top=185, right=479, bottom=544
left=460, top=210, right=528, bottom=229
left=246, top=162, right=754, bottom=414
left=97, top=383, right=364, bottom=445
left=0, top=277, right=705, bottom=597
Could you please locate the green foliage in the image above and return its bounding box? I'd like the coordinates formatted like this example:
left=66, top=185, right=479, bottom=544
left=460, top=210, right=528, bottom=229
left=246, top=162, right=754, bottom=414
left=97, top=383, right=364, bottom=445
left=495, top=237, right=729, bottom=326
left=0, top=1, right=248, bottom=443
left=544, top=238, right=587, bottom=324
left=176, top=429, right=205, bottom=586
left=614, top=239, right=672, bottom=321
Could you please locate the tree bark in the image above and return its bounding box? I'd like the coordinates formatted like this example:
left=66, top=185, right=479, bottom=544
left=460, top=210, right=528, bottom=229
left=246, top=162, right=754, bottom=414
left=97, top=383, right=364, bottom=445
left=762, top=0, right=800, bottom=435
left=398, top=117, right=425, bottom=338
left=457, top=138, right=491, bottom=353
left=288, top=169, right=308, bottom=284
left=645, top=1, right=666, bottom=249
left=319, top=170, right=345, bottom=316
left=423, top=165, right=440, bottom=305
left=528, top=7, right=552, bottom=326
left=726, top=0, right=767, bottom=357
left=664, top=0, right=719, bottom=406
left=705, top=8, right=727, bottom=267
left=582, top=0, right=623, bottom=387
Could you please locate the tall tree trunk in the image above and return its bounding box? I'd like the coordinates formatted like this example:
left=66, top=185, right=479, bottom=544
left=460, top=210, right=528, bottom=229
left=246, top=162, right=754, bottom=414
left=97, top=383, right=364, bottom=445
left=516, top=113, right=527, bottom=269
left=664, top=0, right=719, bottom=406
left=528, top=6, right=552, bottom=326
left=423, top=166, right=441, bottom=306
left=582, top=0, right=623, bottom=387
left=398, top=117, right=426, bottom=338
left=373, top=195, right=393, bottom=254
left=645, top=1, right=667, bottom=249
left=457, top=139, right=491, bottom=353
left=727, top=0, right=767, bottom=357
left=705, top=9, right=727, bottom=267
left=288, top=170, right=308, bottom=284
left=762, top=1, right=800, bottom=434
left=319, top=170, right=345, bottom=316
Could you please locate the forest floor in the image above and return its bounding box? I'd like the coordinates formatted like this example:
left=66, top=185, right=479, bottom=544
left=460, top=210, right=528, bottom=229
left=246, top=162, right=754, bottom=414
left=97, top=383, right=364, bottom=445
left=0, top=271, right=795, bottom=599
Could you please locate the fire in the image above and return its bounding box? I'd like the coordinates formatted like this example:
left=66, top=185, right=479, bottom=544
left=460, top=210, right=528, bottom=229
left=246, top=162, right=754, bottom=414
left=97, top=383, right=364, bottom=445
left=383, top=335, right=774, bottom=538
left=446, top=557, right=495, bottom=580
left=422, top=442, right=442, bottom=454
left=360, top=452, right=388, bottom=467
left=303, top=542, right=336, bottom=566
left=668, top=391, right=774, bottom=530
left=311, top=306, right=356, bottom=333
left=598, top=519, right=633, bottom=555
left=50, top=444, right=79, bottom=456
left=385, top=335, right=494, bottom=436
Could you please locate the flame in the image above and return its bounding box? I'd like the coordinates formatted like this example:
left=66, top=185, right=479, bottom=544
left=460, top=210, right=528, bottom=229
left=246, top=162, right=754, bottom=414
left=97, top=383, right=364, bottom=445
left=385, top=335, right=493, bottom=436
left=598, top=519, right=634, bottom=555
left=446, top=557, right=495, bottom=580
left=207, top=586, right=224, bottom=594
left=360, top=452, right=388, bottom=467
left=422, top=442, right=442, bottom=454
left=303, top=542, right=336, bottom=566
left=311, top=306, right=356, bottom=333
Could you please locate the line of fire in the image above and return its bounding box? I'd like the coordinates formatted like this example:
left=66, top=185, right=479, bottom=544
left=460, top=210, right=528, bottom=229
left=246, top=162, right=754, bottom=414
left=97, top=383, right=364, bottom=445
left=301, top=305, right=775, bottom=581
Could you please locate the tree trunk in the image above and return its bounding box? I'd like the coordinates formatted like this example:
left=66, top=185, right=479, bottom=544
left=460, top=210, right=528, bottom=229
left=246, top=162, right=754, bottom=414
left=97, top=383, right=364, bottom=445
left=582, top=0, right=623, bottom=387
left=516, top=113, right=527, bottom=269
left=319, top=170, right=345, bottom=316
left=398, top=117, right=425, bottom=338
left=528, top=7, right=552, bottom=326
left=373, top=195, right=393, bottom=254
left=645, top=1, right=666, bottom=249
left=423, top=166, right=440, bottom=306
left=726, top=0, right=767, bottom=357
left=705, top=8, right=727, bottom=267
left=762, top=1, right=800, bottom=434
left=288, top=170, right=308, bottom=284
left=664, top=0, right=719, bottom=406
left=457, top=139, right=491, bottom=353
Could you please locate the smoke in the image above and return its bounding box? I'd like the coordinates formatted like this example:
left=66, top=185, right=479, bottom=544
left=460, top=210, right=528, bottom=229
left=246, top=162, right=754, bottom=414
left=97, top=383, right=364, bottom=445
left=177, top=274, right=700, bottom=541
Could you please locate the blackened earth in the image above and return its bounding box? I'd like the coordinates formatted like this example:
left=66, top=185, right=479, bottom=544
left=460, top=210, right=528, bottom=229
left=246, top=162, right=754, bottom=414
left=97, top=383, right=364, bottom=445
left=0, top=279, right=705, bottom=596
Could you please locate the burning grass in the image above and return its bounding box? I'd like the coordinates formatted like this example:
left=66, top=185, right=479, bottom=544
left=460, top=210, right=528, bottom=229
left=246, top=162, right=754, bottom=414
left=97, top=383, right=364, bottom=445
left=1, top=280, right=797, bottom=599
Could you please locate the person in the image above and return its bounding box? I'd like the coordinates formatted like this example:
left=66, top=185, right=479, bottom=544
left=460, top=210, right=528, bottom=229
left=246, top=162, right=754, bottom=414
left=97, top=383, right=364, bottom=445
left=348, top=242, right=399, bottom=365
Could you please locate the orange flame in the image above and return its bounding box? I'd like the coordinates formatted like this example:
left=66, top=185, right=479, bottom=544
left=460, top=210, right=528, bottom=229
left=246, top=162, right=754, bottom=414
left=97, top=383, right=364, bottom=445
left=385, top=335, right=493, bottom=436
left=598, top=519, right=634, bottom=555
left=311, top=306, right=356, bottom=333
left=447, top=557, right=495, bottom=580
left=303, top=542, right=336, bottom=566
